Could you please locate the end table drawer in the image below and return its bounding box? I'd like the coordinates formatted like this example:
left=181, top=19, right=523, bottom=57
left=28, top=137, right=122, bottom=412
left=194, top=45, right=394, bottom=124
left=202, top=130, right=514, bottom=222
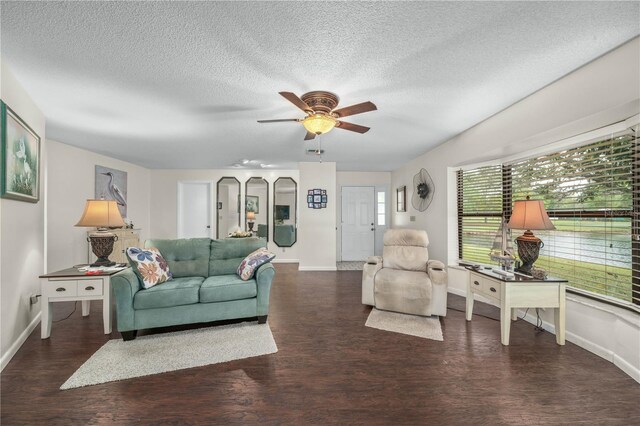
left=483, top=279, right=501, bottom=300
left=44, top=281, right=77, bottom=298
left=78, top=280, right=103, bottom=296
left=470, top=274, right=501, bottom=301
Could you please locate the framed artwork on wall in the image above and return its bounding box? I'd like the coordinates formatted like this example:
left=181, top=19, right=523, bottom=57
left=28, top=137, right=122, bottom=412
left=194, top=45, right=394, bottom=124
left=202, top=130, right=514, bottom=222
left=397, top=186, right=406, bottom=212
left=95, top=165, right=128, bottom=218
left=1, top=101, right=41, bottom=203
left=308, top=188, right=327, bottom=209
left=246, top=195, right=259, bottom=213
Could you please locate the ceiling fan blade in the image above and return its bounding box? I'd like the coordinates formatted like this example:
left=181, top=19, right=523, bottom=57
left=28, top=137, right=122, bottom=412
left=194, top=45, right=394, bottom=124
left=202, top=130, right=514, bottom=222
left=279, top=92, right=313, bottom=113
left=337, top=121, right=370, bottom=134
left=304, top=131, right=317, bottom=141
left=332, top=101, right=377, bottom=118
left=257, top=119, right=300, bottom=123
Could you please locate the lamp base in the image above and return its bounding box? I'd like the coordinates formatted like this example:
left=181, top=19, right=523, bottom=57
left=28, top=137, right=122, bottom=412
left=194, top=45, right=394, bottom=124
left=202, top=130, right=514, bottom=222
left=248, top=222, right=255, bottom=232
left=514, top=230, right=544, bottom=275
left=87, top=232, right=118, bottom=267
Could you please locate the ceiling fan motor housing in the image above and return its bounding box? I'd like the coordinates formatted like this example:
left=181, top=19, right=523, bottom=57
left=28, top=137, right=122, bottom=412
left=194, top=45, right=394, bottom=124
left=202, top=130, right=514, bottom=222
left=300, top=91, right=340, bottom=115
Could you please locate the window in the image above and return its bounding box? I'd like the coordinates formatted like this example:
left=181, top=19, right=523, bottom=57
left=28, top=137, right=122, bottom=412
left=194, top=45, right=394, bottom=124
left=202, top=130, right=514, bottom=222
left=377, top=191, right=386, bottom=226
left=458, top=131, right=638, bottom=306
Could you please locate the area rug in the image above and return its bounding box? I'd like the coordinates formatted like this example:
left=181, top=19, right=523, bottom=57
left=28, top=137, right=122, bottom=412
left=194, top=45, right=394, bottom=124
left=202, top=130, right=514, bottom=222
left=60, top=322, right=277, bottom=390
left=337, top=261, right=365, bottom=271
left=365, top=308, right=443, bottom=341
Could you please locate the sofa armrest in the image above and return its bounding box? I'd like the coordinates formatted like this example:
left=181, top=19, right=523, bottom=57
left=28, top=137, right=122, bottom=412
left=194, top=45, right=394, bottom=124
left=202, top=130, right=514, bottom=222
left=367, top=255, right=382, bottom=265
left=255, top=263, right=275, bottom=316
left=427, top=260, right=447, bottom=286
left=111, top=268, right=140, bottom=332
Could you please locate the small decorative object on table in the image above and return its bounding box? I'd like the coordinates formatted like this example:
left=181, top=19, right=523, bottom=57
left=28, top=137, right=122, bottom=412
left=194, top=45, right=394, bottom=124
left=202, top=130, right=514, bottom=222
left=530, top=267, right=548, bottom=280
left=246, top=211, right=256, bottom=232
left=229, top=230, right=253, bottom=238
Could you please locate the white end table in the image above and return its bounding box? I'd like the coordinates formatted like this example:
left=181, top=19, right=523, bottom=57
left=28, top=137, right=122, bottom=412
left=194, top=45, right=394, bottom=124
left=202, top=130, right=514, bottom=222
left=39, top=267, right=126, bottom=339
left=465, top=268, right=568, bottom=345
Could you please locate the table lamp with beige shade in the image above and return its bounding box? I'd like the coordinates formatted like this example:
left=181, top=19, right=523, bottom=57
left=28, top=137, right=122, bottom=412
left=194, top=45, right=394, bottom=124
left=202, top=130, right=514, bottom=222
left=507, top=196, right=555, bottom=275
left=246, top=211, right=256, bottom=232
left=75, top=199, right=125, bottom=267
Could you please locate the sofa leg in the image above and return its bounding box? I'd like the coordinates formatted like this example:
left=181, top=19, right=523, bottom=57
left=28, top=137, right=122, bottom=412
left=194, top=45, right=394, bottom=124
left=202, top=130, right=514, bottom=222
left=121, top=330, right=137, bottom=341
left=257, top=315, right=268, bottom=324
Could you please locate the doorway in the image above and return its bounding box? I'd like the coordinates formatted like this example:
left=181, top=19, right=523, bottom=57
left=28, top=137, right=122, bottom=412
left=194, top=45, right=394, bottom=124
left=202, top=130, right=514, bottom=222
left=177, top=181, right=212, bottom=238
left=341, top=186, right=375, bottom=261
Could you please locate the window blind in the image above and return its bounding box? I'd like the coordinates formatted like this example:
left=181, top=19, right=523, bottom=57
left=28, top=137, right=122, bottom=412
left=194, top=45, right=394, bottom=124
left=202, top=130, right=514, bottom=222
left=457, top=165, right=503, bottom=263
left=458, top=131, right=638, bottom=306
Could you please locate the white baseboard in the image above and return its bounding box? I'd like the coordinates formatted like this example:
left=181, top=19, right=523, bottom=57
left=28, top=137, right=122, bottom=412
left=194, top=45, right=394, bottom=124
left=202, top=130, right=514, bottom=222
left=1, top=312, right=41, bottom=372
left=447, top=287, right=465, bottom=297
left=298, top=265, right=338, bottom=271
left=272, top=259, right=299, bottom=264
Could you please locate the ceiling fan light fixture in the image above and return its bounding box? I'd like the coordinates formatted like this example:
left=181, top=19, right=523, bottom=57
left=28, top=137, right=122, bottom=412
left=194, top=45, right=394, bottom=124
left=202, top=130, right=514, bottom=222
left=302, top=114, right=337, bottom=135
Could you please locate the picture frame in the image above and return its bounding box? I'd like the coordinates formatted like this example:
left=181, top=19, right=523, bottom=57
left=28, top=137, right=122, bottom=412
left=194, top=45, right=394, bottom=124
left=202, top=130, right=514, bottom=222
left=397, top=186, right=406, bottom=212
left=245, top=195, right=259, bottom=213
left=95, top=165, right=128, bottom=218
left=1, top=101, right=41, bottom=203
left=308, top=188, right=328, bottom=209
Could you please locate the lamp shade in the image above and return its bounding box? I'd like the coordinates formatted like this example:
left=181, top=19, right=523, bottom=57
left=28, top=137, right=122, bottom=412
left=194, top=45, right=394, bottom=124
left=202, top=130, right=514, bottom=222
left=75, top=199, right=125, bottom=228
left=508, top=197, right=555, bottom=231
left=246, top=211, right=256, bottom=221
left=302, top=114, right=337, bottom=135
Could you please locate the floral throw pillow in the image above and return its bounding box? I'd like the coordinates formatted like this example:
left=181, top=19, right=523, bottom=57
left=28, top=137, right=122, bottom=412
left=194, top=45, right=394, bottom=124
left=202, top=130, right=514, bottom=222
left=237, top=248, right=276, bottom=281
left=126, top=247, right=173, bottom=289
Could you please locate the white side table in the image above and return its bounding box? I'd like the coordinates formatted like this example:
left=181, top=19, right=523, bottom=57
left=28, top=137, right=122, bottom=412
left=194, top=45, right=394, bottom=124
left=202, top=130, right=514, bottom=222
left=39, top=267, right=126, bottom=339
left=466, top=268, right=568, bottom=345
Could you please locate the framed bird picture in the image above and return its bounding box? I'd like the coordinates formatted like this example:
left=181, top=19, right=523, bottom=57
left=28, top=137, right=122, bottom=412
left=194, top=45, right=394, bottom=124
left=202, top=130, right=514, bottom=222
left=95, top=165, right=128, bottom=218
left=1, top=100, right=41, bottom=203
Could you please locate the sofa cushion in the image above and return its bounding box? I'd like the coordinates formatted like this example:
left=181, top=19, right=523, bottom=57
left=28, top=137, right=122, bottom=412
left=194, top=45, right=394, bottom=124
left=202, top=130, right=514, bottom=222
left=200, top=275, right=257, bottom=303
left=237, top=248, right=275, bottom=280
left=134, top=276, right=204, bottom=310
left=145, top=238, right=210, bottom=278
left=209, top=238, right=266, bottom=276
left=126, top=247, right=173, bottom=289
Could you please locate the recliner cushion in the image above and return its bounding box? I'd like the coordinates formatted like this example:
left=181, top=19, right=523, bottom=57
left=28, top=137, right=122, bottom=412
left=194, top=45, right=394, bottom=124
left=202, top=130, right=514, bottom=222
left=382, top=229, right=429, bottom=272
left=200, top=275, right=257, bottom=303
left=374, top=268, right=432, bottom=316
left=134, top=276, right=204, bottom=310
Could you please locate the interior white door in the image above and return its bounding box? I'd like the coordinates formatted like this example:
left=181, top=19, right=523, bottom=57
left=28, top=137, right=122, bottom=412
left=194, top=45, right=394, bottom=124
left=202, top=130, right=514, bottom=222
left=341, top=186, right=375, bottom=261
left=178, top=182, right=211, bottom=238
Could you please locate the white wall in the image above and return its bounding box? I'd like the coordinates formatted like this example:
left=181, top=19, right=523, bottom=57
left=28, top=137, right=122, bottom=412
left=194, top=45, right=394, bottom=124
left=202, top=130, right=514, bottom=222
left=0, top=61, right=46, bottom=370
left=391, top=38, right=640, bottom=381
left=336, top=171, right=391, bottom=260
left=46, top=140, right=151, bottom=272
left=150, top=169, right=300, bottom=262
left=298, top=162, right=337, bottom=270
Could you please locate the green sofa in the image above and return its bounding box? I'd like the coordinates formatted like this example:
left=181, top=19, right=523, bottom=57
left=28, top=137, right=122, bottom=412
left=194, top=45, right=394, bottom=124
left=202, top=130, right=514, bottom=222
left=111, top=237, right=275, bottom=341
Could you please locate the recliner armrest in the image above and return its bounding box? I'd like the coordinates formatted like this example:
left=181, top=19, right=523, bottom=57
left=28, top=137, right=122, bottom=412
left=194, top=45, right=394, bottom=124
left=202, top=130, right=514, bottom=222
left=367, top=256, right=383, bottom=265
left=427, top=260, right=447, bottom=286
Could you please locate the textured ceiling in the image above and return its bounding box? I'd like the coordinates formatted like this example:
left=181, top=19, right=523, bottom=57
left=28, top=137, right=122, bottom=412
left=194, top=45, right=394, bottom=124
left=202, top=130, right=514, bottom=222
left=1, top=2, right=638, bottom=171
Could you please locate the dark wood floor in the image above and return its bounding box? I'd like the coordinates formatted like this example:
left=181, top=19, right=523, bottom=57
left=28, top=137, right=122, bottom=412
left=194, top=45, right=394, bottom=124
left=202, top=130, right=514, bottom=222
left=2, top=264, right=639, bottom=425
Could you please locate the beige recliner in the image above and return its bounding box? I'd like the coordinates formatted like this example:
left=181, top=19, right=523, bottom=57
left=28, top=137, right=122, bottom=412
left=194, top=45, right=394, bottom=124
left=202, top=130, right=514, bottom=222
left=362, top=229, right=447, bottom=317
